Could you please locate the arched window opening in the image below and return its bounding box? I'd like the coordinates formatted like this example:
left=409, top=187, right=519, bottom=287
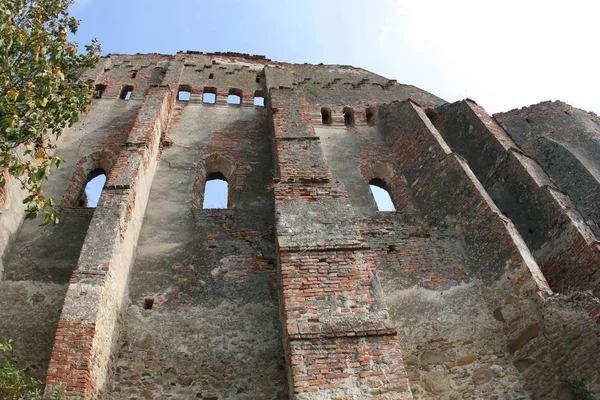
left=79, top=169, right=106, bottom=208
left=321, top=107, right=332, bottom=125
left=120, top=85, right=133, bottom=100
left=178, top=90, right=191, bottom=102
left=369, top=179, right=396, bottom=212
left=366, top=107, right=376, bottom=125
left=343, top=107, right=354, bottom=127
left=203, top=173, right=228, bottom=209
left=94, top=84, right=106, bottom=99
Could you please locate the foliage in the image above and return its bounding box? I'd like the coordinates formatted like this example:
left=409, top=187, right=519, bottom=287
left=564, top=378, right=596, bottom=400
left=0, top=0, right=100, bottom=225
left=0, top=340, right=42, bottom=399
left=0, top=340, right=81, bottom=400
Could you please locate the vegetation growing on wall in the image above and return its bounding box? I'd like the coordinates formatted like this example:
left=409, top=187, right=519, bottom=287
left=0, top=0, right=100, bottom=224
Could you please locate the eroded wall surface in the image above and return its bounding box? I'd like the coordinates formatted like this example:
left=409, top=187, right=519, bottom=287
left=1, top=52, right=598, bottom=400
left=107, top=101, right=288, bottom=399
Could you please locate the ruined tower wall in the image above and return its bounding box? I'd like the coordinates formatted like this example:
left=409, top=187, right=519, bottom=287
left=0, top=52, right=598, bottom=400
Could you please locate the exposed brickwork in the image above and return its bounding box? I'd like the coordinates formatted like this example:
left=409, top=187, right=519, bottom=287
left=45, top=320, right=97, bottom=398
left=291, top=336, right=412, bottom=399
left=1, top=53, right=598, bottom=400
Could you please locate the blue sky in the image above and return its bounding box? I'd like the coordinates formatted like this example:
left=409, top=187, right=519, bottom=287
left=74, top=0, right=599, bottom=209
left=70, top=0, right=600, bottom=115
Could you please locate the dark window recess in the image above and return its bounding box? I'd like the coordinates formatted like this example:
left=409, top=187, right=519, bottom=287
left=131, top=71, right=137, bottom=79
left=120, top=85, right=134, bottom=100
left=143, top=298, right=154, bottom=310
left=79, top=169, right=106, bottom=208
left=343, top=107, right=354, bottom=127
left=209, top=73, right=214, bottom=79
left=369, top=179, right=395, bottom=211
left=256, top=77, right=260, bottom=83
left=321, top=108, right=332, bottom=125
left=203, top=173, right=228, bottom=209
left=366, top=108, right=375, bottom=125
left=94, top=84, right=106, bottom=99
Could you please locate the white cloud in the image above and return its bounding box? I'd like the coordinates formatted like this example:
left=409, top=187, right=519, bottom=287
left=381, top=0, right=600, bottom=113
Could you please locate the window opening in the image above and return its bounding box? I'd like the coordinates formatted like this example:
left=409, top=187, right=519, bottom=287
left=209, top=73, right=214, bottom=79
left=178, top=90, right=191, bottom=102
left=369, top=179, right=395, bottom=211
left=94, top=84, right=106, bottom=99
left=321, top=108, right=332, bottom=125
left=227, top=89, right=242, bottom=105
left=80, top=170, right=106, bottom=208
left=202, top=90, right=216, bottom=104
left=366, top=108, right=375, bottom=125
left=256, top=77, right=261, bottom=83
left=228, top=94, right=241, bottom=105
left=343, top=107, right=354, bottom=127
left=203, top=173, right=228, bottom=209
left=131, top=71, right=137, bottom=79
left=254, top=96, right=265, bottom=107
left=120, top=85, right=133, bottom=100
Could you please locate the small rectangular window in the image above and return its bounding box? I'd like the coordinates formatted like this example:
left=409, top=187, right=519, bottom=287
left=343, top=107, right=354, bottom=127
left=94, top=84, right=106, bottom=99
left=120, top=85, right=133, bottom=101
left=366, top=107, right=375, bottom=125
left=178, top=91, right=191, bottom=102
left=203, top=93, right=216, bottom=104
left=321, top=107, right=332, bottom=125
left=254, top=97, right=264, bottom=107
left=228, top=94, right=241, bottom=105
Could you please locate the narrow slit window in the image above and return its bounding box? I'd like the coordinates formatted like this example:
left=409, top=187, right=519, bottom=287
left=321, top=108, right=332, bottom=125
left=178, top=90, right=191, bottom=102
left=94, top=84, right=106, bottom=99
left=80, top=170, right=106, bottom=208
left=209, top=73, right=214, bottom=79
left=131, top=71, right=137, bottom=79
left=120, top=85, right=133, bottom=100
left=203, top=92, right=216, bottom=104
left=366, top=108, right=375, bottom=125
left=369, top=179, right=395, bottom=212
left=203, top=173, right=228, bottom=209
left=343, top=107, right=354, bottom=127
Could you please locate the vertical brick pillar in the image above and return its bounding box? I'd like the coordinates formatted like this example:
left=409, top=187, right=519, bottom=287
left=269, top=88, right=413, bottom=399
left=43, top=76, right=177, bottom=398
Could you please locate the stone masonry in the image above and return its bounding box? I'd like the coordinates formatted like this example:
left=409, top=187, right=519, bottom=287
left=0, top=52, right=598, bottom=399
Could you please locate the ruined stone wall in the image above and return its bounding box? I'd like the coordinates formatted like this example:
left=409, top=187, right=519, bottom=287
left=0, top=52, right=598, bottom=400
